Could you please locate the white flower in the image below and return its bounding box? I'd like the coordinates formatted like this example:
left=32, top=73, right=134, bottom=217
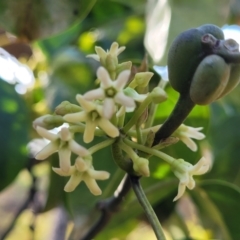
left=52, top=156, right=110, bottom=195
left=35, top=126, right=89, bottom=172
left=173, top=124, right=205, bottom=152
left=63, top=94, right=119, bottom=143
left=87, top=42, right=125, bottom=64
left=83, top=66, right=135, bottom=119
left=172, top=157, right=210, bottom=201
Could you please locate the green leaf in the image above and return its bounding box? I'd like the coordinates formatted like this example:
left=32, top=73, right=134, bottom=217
left=0, top=0, right=96, bottom=41
left=192, top=180, right=240, bottom=240
left=0, top=80, right=29, bottom=191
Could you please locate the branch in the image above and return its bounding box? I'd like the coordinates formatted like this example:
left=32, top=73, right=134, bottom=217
left=80, top=174, right=132, bottom=240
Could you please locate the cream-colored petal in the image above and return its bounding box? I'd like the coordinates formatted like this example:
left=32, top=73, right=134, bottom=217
left=114, top=70, right=130, bottom=89
left=173, top=183, right=186, bottom=202
left=52, top=166, right=75, bottom=176
left=76, top=94, right=96, bottom=112
left=116, top=46, right=126, bottom=56
left=83, top=175, right=102, bottom=195
left=83, top=121, right=97, bottom=143
left=75, top=157, right=88, bottom=172
left=190, top=157, right=207, bottom=174
left=95, top=46, right=107, bottom=60
left=69, top=140, right=89, bottom=156
left=181, top=136, right=197, bottom=152
left=35, top=142, right=58, bottom=160
left=87, top=169, right=110, bottom=180
left=109, top=42, right=119, bottom=55
left=194, top=165, right=210, bottom=175
left=86, top=54, right=100, bottom=61
left=64, top=172, right=82, bottom=192
left=115, top=92, right=136, bottom=109
left=97, top=67, right=112, bottom=88
left=59, top=127, right=71, bottom=141
left=64, top=111, right=87, bottom=123
left=36, top=126, right=58, bottom=141
left=58, top=147, right=71, bottom=172
left=84, top=88, right=105, bottom=100
left=186, top=176, right=196, bottom=189
left=97, top=118, right=119, bottom=138
left=103, top=98, right=115, bottom=119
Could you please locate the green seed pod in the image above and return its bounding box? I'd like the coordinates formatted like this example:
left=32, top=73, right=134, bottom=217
left=218, top=64, right=240, bottom=98
left=168, top=24, right=224, bottom=95
left=190, top=55, right=230, bottom=105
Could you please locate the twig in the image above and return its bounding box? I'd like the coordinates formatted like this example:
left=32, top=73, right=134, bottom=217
left=80, top=174, right=132, bottom=240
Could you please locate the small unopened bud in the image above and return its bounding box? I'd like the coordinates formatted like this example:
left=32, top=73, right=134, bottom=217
left=105, top=54, right=117, bottom=73
left=133, top=157, right=150, bottom=177
left=55, top=101, right=82, bottom=116
left=116, top=61, right=132, bottom=75
left=150, top=87, right=167, bottom=104
left=33, top=114, right=64, bottom=129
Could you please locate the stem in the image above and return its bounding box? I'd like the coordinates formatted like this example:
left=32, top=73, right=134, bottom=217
left=153, top=93, right=195, bottom=145
left=136, top=126, right=143, bottom=144
left=130, top=175, right=166, bottom=240
left=88, top=138, right=115, bottom=155
left=123, top=96, right=152, bottom=133
left=80, top=174, right=132, bottom=240
left=124, top=138, right=176, bottom=165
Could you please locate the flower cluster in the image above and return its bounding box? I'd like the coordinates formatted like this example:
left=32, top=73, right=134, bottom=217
left=33, top=42, right=210, bottom=201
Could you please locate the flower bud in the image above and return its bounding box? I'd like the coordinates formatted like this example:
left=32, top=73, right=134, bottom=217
left=55, top=101, right=82, bottom=116
left=150, top=87, right=167, bottom=104
left=33, top=114, right=64, bottom=129
left=133, top=157, right=150, bottom=177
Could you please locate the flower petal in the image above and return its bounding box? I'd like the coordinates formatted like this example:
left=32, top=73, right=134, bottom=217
left=64, top=111, right=87, bottom=123
left=97, top=67, right=112, bottom=88
left=59, top=127, right=71, bottom=141
left=115, top=92, right=136, bottom=108
left=36, top=126, right=58, bottom=141
left=190, top=157, right=207, bottom=174
left=114, top=70, right=130, bottom=89
left=58, top=147, right=71, bottom=172
left=76, top=94, right=96, bottom=112
left=103, top=98, right=115, bottom=119
left=69, top=140, right=89, bottom=156
left=86, top=54, right=100, bottom=61
left=97, top=118, right=119, bottom=138
left=84, top=121, right=97, bottom=143
left=52, top=166, right=74, bottom=176
left=75, top=157, right=88, bottom=172
left=88, top=169, right=110, bottom=180
left=83, top=175, right=102, bottom=195
left=181, top=136, right=197, bottom=152
left=35, top=142, right=58, bottom=160
left=84, top=88, right=105, bottom=101
left=173, top=183, right=186, bottom=201
left=64, top=172, right=82, bottom=192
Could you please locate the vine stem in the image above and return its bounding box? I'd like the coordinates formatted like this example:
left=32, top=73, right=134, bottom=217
left=129, top=175, right=166, bottom=240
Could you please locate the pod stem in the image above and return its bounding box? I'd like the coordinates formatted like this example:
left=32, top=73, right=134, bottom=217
left=153, top=93, right=195, bottom=145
